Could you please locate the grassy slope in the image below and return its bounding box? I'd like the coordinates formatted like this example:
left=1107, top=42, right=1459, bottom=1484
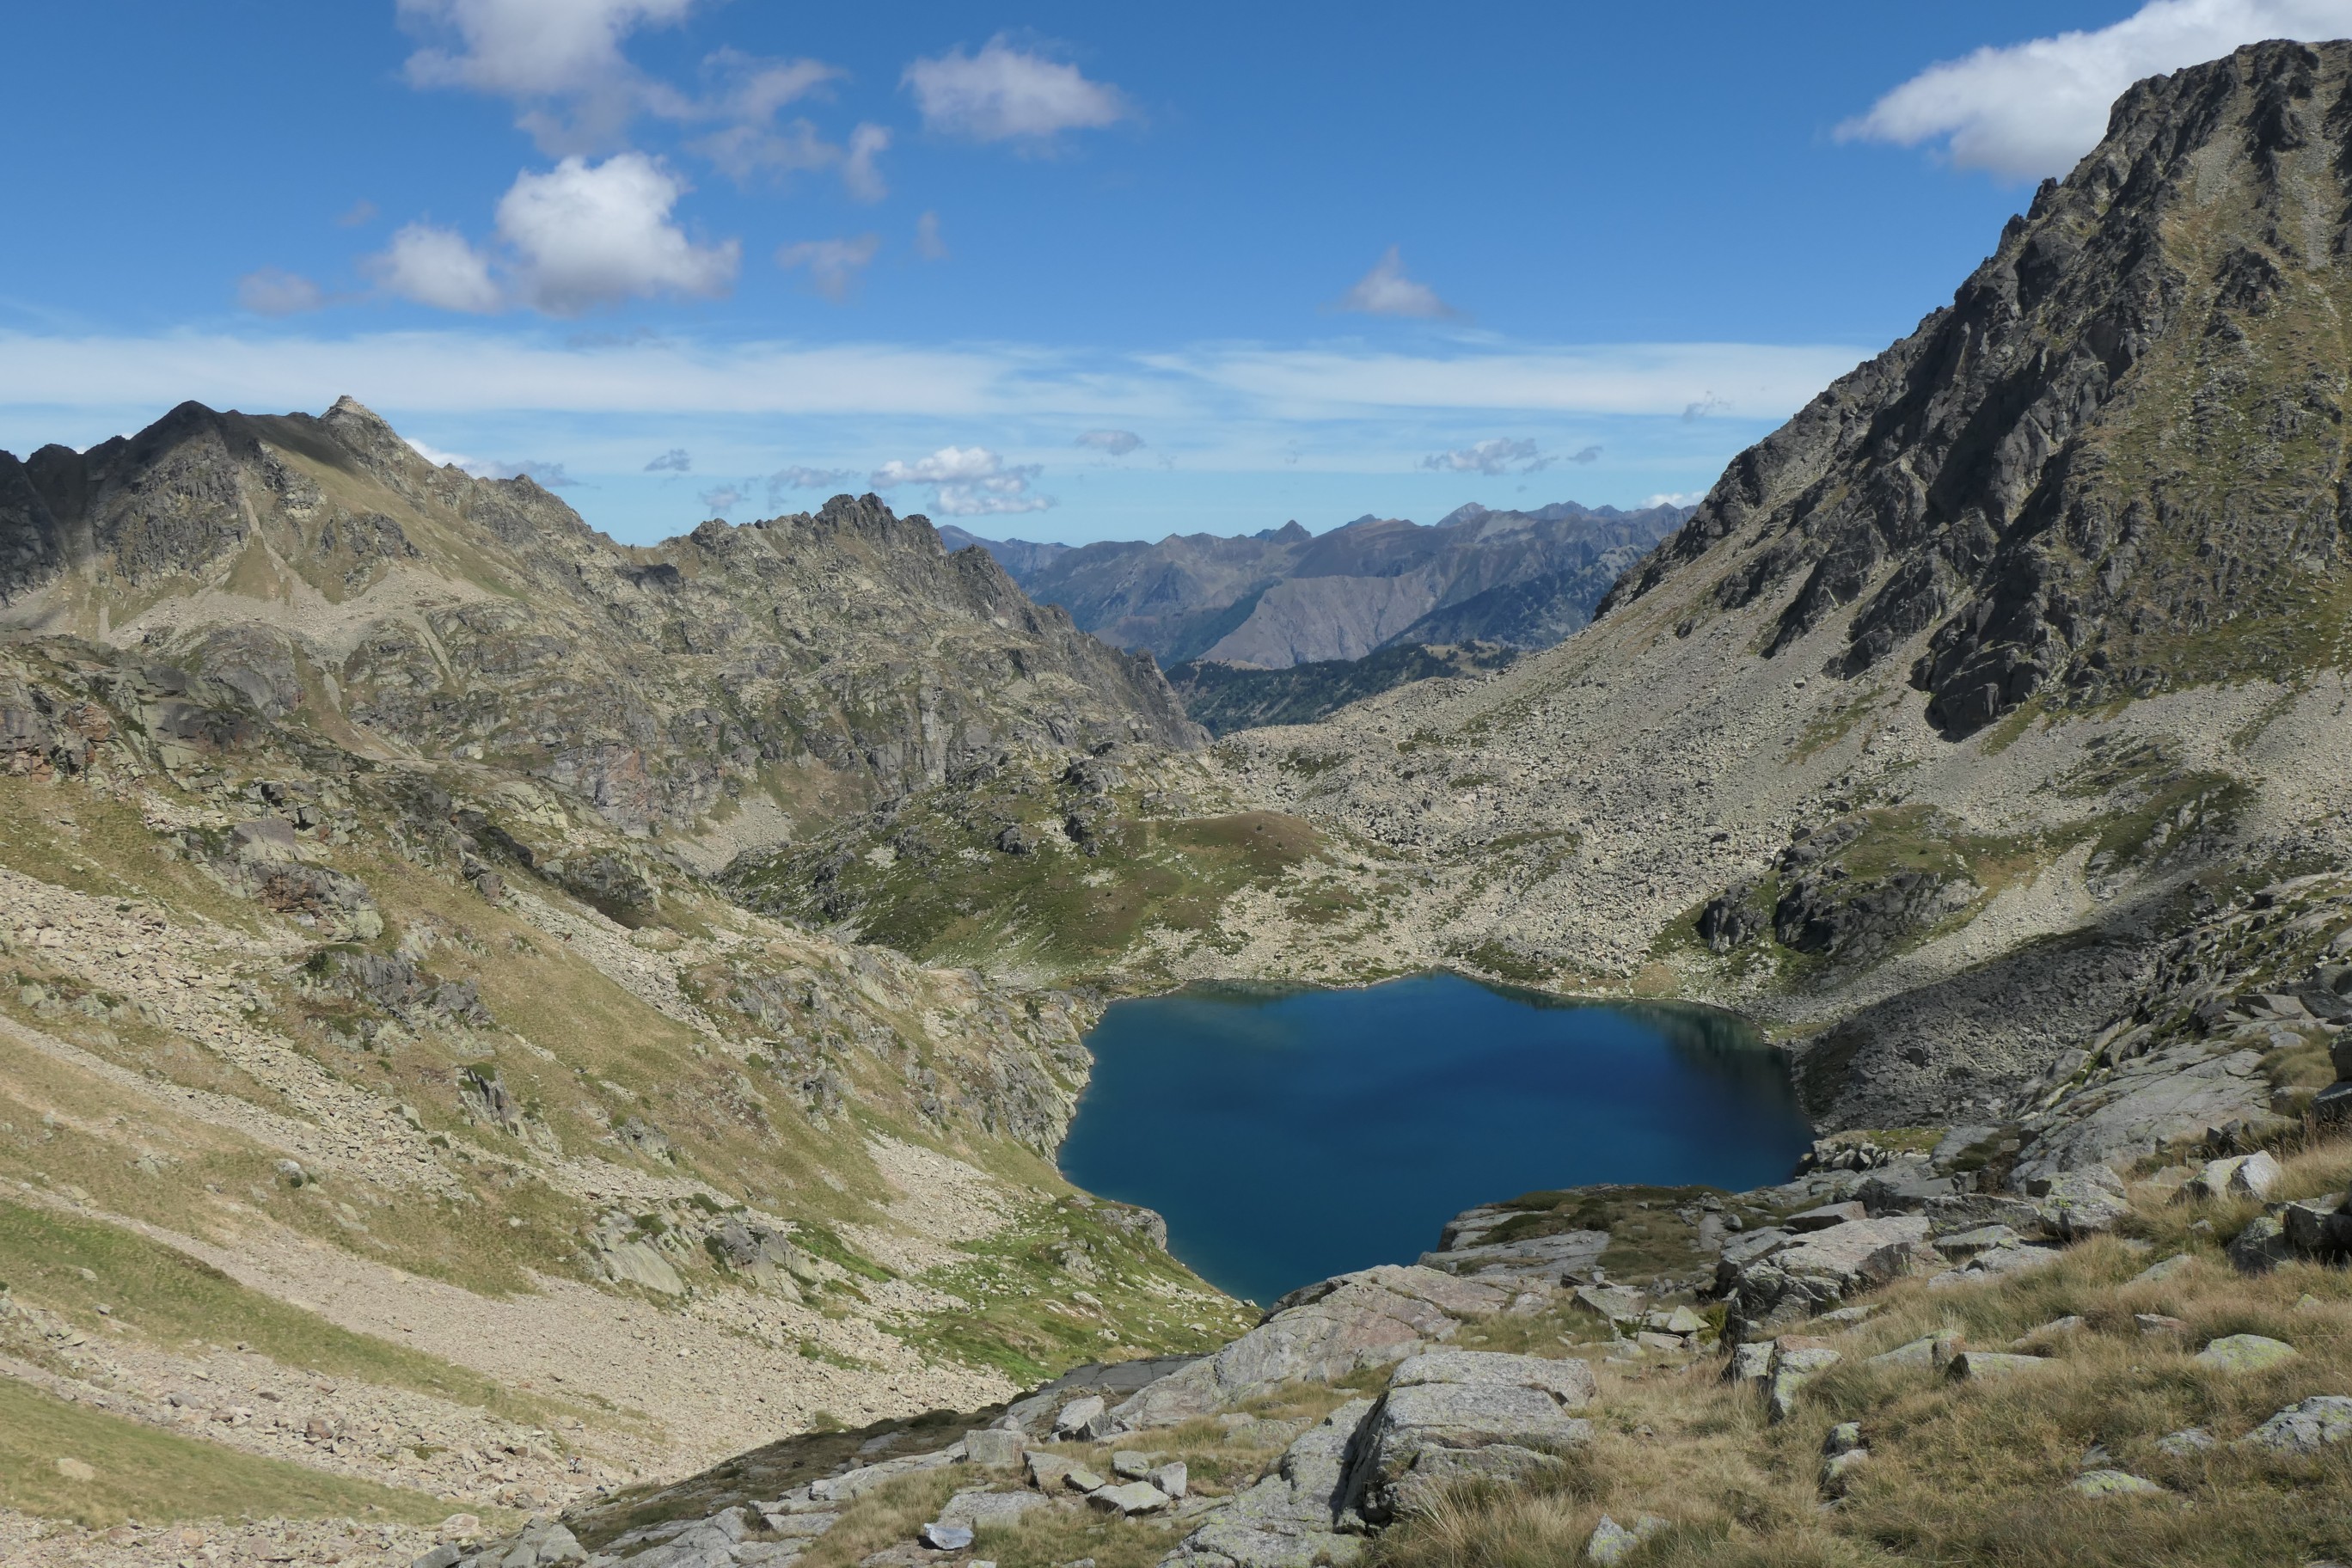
left=0, top=1379, right=449, bottom=1529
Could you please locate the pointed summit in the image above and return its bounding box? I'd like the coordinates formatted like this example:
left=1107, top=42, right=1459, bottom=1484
left=1611, top=39, right=2352, bottom=736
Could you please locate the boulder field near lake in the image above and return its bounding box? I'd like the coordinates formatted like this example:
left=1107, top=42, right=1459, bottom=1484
left=9, top=36, right=2352, bottom=1568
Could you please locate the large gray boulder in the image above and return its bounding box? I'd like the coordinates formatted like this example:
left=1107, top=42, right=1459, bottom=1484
left=1168, top=1400, right=1375, bottom=1568
left=2236, top=1395, right=2352, bottom=1455
left=1718, top=1216, right=1932, bottom=1339
left=1111, top=1266, right=1510, bottom=1430
left=2010, top=1041, right=2275, bottom=1183
left=1342, top=1351, right=1596, bottom=1524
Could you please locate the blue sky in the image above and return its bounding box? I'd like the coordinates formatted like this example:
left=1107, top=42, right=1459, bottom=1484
left=5, top=1, right=2348, bottom=544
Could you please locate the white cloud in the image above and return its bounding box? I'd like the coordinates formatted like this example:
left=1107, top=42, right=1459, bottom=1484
left=871, top=444, right=1051, bottom=516
left=1423, top=437, right=1548, bottom=475
left=644, top=447, right=691, bottom=472
left=1840, top=0, right=2352, bottom=180
left=777, top=235, right=880, bottom=302
left=700, top=482, right=746, bottom=512
left=406, top=437, right=477, bottom=469
left=399, top=0, right=693, bottom=98
left=1335, top=247, right=1459, bottom=319
left=914, top=211, right=948, bottom=260
left=1568, top=444, right=1602, bottom=463
left=842, top=124, right=891, bottom=202
left=903, top=38, right=1130, bottom=142
left=401, top=434, right=573, bottom=486
left=367, top=223, right=505, bottom=313
left=0, top=332, right=1863, bottom=445
left=374, top=156, right=738, bottom=315
left=400, top=5, right=848, bottom=158
left=1645, top=491, right=1704, bottom=508
left=399, top=0, right=698, bottom=148
left=498, top=154, right=738, bottom=313
left=237, top=268, right=325, bottom=316
left=1076, top=428, right=1142, bottom=455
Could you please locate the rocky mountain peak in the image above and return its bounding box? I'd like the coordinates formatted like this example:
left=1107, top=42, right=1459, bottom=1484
left=1608, top=39, right=2352, bottom=735
left=0, top=399, right=1202, bottom=843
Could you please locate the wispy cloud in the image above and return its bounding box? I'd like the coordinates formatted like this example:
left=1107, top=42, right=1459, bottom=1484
left=777, top=235, right=880, bottom=302
left=1076, top=428, right=1142, bottom=456
left=842, top=124, right=891, bottom=202
left=768, top=464, right=861, bottom=501
left=1839, top=0, right=2352, bottom=180
left=903, top=37, right=1130, bottom=143
left=1335, top=247, right=1459, bottom=320
left=914, top=211, right=948, bottom=260
left=236, top=268, right=327, bottom=317
left=644, top=446, right=691, bottom=472
left=1423, top=437, right=1550, bottom=476
left=1156, top=343, right=1863, bottom=420
left=0, top=331, right=1865, bottom=445
left=699, top=481, right=747, bottom=512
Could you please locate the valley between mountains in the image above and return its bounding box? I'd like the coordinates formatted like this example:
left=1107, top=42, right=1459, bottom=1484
left=10, top=36, right=2352, bottom=1568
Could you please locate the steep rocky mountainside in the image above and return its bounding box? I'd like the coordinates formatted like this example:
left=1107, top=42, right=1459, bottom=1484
left=966, top=502, right=1688, bottom=670
left=1164, top=641, right=1521, bottom=738
left=0, top=400, right=1198, bottom=860
left=0, top=631, right=1248, bottom=1540
left=1219, top=41, right=2352, bottom=1135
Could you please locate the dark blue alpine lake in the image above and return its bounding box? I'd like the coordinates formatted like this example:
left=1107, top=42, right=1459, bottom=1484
left=1057, top=971, right=1812, bottom=1306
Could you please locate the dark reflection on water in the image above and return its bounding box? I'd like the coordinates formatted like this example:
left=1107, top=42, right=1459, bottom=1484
left=1057, top=971, right=1812, bottom=1306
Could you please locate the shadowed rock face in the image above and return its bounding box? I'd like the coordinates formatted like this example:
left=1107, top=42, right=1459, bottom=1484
left=0, top=398, right=1201, bottom=839
left=1608, top=40, right=2352, bottom=737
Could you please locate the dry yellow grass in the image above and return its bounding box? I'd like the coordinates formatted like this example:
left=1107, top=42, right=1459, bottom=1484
left=1373, top=1138, right=2352, bottom=1568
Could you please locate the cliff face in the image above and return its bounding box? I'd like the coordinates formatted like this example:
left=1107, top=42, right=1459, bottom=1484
left=1609, top=40, right=2352, bottom=736
left=0, top=398, right=1201, bottom=845
left=1219, top=42, right=2352, bottom=1130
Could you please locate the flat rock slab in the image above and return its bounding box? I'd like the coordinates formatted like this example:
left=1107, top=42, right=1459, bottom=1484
left=2071, top=1469, right=2164, bottom=1498
left=1417, top=1227, right=1609, bottom=1280
left=940, top=1491, right=1050, bottom=1528
left=1947, top=1351, right=2050, bottom=1381
left=1111, top=1265, right=1509, bottom=1430
left=2012, top=1044, right=2271, bottom=1182
left=1787, top=1202, right=1867, bottom=1232
left=1391, top=1350, right=1596, bottom=1407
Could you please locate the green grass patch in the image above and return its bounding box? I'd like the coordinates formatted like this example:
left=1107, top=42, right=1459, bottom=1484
left=0, top=1377, right=448, bottom=1528
left=0, top=1201, right=573, bottom=1424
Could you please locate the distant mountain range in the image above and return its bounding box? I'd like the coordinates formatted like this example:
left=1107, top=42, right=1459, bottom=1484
left=939, top=499, right=1692, bottom=670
